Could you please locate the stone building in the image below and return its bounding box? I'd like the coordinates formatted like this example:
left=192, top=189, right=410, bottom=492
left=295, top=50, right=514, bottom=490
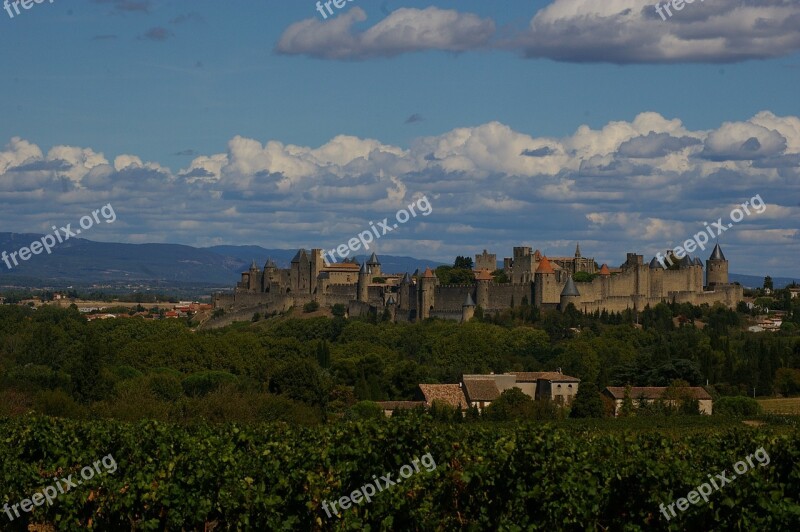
left=214, top=243, right=743, bottom=320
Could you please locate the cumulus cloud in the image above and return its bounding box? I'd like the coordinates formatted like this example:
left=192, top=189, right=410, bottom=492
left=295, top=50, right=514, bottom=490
left=274, top=1, right=800, bottom=64
left=1, top=110, right=799, bottom=274
left=276, top=7, right=495, bottom=59
left=515, top=0, right=800, bottom=63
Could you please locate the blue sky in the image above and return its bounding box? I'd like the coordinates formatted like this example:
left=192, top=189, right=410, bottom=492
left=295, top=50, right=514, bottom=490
left=1, top=0, right=799, bottom=276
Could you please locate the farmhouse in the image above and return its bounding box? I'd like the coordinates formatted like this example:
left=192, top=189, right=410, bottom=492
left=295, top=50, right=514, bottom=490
left=603, top=386, right=713, bottom=416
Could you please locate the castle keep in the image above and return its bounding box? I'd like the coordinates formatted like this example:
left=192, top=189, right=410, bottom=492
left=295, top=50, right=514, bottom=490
left=213, top=244, right=743, bottom=321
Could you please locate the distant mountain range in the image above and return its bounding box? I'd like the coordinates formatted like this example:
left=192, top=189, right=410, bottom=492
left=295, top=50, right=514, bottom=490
left=0, top=234, right=443, bottom=287
left=0, top=233, right=794, bottom=289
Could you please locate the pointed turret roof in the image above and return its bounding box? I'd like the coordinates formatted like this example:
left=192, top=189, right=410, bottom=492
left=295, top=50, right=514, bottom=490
left=575, top=243, right=581, bottom=258
left=291, top=249, right=308, bottom=263
left=264, top=258, right=277, bottom=269
left=422, top=266, right=436, bottom=279
left=535, top=256, right=555, bottom=274
left=649, top=257, right=661, bottom=269
left=400, top=273, right=412, bottom=284
left=599, top=264, right=611, bottom=276
left=475, top=269, right=493, bottom=281
left=463, top=293, right=476, bottom=306
left=367, top=252, right=380, bottom=265
left=681, top=255, right=693, bottom=268
left=250, top=259, right=258, bottom=269
left=561, top=276, right=581, bottom=297
left=694, top=257, right=703, bottom=268
left=709, top=243, right=726, bottom=261
left=359, top=261, right=370, bottom=274
left=412, top=268, right=420, bottom=277
left=387, top=296, right=396, bottom=305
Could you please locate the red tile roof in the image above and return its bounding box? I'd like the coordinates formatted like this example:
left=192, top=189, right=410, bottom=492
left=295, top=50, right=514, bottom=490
left=599, top=264, right=611, bottom=276
left=475, top=269, right=493, bottom=281
left=603, top=386, right=712, bottom=400
left=462, top=379, right=500, bottom=402
left=509, top=371, right=580, bottom=383
left=535, top=256, right=555, bottom=274
left=422, top=267, right=436, bottom=279
left=419, top=384, right=467, bottom=410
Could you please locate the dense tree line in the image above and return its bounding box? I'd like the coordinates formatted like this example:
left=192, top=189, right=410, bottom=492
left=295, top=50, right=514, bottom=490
left=0, top=299, right=798, bottom=423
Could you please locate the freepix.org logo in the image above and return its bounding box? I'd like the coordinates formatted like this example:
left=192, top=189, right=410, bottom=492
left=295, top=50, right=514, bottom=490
left=4, top=0, right=55, bottom=20
left=2, top=204, right=116, bottom=270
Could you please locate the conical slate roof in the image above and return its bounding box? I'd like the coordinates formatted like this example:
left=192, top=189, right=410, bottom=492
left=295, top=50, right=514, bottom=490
left=681, top=255, right=693, bottom=268
left=463, top=293, right=476, bottom=306
left=367, top=252, right=380, bottom=265
left=264, top=258, right=277, bottom=269
left=649, top=257, right=661, bottom=269
left=694, top=257, right=703, bottom=268
left=359, top=261, right=370, bottom=274
left=710, top=243, right=726, bottom=261
left=250, top=259, right=258, bottom=269
left=400, top=273, right=412, bottom=284
left=387, top=296, right=396, bottom=305
left=561, top=276, right=581, bottom=297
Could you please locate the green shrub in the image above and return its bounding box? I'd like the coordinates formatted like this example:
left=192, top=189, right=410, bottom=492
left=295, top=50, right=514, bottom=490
left=344, top=400, right=385, bottom=421
left=303, top=301, right=320, bottom=313
left=715, top=396, right=762, bottom=416
left=181, top=371, right=238, bottom=397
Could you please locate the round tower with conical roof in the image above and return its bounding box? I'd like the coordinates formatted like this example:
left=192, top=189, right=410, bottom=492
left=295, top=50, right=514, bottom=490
left=357, top=261, right=370, bottom=302
left=475, top=269, right=493, bottom=309
left=461, top=292, right=476, bottom=322
left=559, top=275, right=581, bottom=312
left=533, top=256, right=558, bottom=307
left=706, top=243, right=728, bottom=287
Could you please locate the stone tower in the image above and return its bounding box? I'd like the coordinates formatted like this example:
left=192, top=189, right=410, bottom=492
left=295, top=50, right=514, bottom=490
left=533, top=256, right=558, bottom=307
left=398, top=273, right=411, bottom=311
left=386, top=295, right=397, bottom=321
left=559, top=275, right=581, bottom=312
left=461, top=293, right=476, bottom=322
left=706, top=243, right=728, bottom=287
left=418, top=267, right=437, bottom=320
left=357, top=261, right=370, bottom=302
left=247, top=260, right=260, bottom=291
left=475, top=269, right=492, bottom=309
left=367, top=252, right=381, bottom=279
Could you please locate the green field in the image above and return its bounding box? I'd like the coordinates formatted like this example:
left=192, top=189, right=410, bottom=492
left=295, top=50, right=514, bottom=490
left=758, top=397, right=800, bottom=414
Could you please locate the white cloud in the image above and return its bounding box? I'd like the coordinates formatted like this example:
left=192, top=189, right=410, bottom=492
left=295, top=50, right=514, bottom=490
left=276, top=7, right=495, bottom=60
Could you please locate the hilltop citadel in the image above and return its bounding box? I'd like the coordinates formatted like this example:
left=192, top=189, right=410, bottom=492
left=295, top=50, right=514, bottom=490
left=214, top=243, right=743, bottom=321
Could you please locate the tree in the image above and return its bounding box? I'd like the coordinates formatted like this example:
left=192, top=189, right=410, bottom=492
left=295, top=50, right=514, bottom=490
left=619, top=386, right=635, bottom=417
left=569, top=382, right=604, bottom=418
left=484, top=388, right=535, bottom=421
left=316, top=340, right=331, bottom=369
left=269, top=360, right=331, bottom=407
left=454, top=256, right=474, bottom=270
left=764, top=276, right=774, bottom=290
